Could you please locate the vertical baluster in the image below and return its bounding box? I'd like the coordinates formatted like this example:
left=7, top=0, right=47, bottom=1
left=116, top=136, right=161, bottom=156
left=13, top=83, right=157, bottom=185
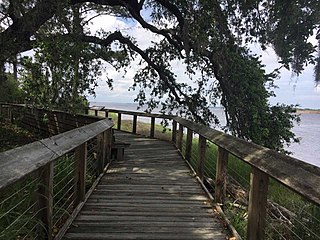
left=247, top=167, right=269, bottom=240
left=96, top=133, right=105, bottom=175
left=150, top=117, right=155, bottom=138
left=117, top=113, right=122, bottom=130
left=215, top=147, right=229, bottom=207
left=185, top=128, right=193, bottom=162
left=104, top=129, right=112, bottom=163
left=132, top=115, right=137, bottom=134
left=172, top=120, right=177, bottom=144
left=177, top=124, right=183, bottom=151
left=198, top=135, right=206, bottom=182
left=38, top=162, right=54, bottom=240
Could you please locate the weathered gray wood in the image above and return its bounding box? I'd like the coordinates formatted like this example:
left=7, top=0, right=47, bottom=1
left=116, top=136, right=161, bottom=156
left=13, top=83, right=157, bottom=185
left=150, top=116, right=155, bottom=138
left=117, top=112, right=122, bottom=130
left=247, top=167, right=269, bottom=240
left=132, top=115, right=137, bottom=133
left=198, top=135, right=206, bottom=182
left=215, top=146, right=229, bottom=206
left=93, top=108, right=173, bottom=119
left=171, top=120, right=177, bottom=144
left=174, top=116, right=320, bottom=206
left=64, top=131, right=228, bottom=240
left=74, top=143, right=87, bottom=205
left=104, top=128, right=112, bottom=163
left=96, top=133, right=105, bottom=175
left=0, top=118, right=113, bottom=192
left=38, top=162, right=54, bottom=240
left=185, top=128, right=193, bottom=162
left=177, top=124, right=183, bottom=151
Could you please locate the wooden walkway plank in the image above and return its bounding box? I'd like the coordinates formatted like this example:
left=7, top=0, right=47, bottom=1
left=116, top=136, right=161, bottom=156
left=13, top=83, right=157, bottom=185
left=64, top=131, right=228, bottom=240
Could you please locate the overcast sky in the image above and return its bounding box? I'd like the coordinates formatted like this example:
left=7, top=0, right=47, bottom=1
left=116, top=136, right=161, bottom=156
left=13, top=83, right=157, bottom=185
left=87, top=15, right=320, bottom=109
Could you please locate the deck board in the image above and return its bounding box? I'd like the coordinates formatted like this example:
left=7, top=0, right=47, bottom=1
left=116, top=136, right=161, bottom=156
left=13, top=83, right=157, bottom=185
left=64, top=131, right=228, bottom=240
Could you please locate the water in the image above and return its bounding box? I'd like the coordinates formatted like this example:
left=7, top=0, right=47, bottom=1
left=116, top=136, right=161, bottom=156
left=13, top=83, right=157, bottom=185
left=91, top=102, right=320, bottom=167
left=286, top=114, right=320, bottom=167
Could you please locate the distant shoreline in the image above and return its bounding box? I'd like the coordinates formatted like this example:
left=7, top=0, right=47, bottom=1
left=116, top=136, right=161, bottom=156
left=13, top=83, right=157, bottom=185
left=296, top=109, right=320, bottom=114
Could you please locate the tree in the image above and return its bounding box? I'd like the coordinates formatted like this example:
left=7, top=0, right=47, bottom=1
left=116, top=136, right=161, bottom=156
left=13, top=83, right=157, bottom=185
left=1, top=0, right=318, bottom=151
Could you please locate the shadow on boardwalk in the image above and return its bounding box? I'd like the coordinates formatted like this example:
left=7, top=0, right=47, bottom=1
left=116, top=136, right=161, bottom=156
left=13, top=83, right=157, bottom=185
left=64, top=131, right=228, bottom=240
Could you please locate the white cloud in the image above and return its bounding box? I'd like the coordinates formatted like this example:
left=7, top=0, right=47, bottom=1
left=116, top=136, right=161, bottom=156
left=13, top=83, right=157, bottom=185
left=88, top=13, right=319, bottom=109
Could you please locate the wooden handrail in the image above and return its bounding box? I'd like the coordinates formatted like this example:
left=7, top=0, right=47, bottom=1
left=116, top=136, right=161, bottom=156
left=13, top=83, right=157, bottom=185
left=0, top=118, right=113, bottom=192
left=2, top=104, right=317, bottom=240
left=173, top=116, right=320, bottom=206
left=90, top=106, right=174, bottom=119
left=90, top=107, right=320, bottom=239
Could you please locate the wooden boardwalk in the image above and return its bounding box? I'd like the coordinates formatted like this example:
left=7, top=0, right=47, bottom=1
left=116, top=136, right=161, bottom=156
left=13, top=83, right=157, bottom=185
left=64, top=131, right=228, bottom=240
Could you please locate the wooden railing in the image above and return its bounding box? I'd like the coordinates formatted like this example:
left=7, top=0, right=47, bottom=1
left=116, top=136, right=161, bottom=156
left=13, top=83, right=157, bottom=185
left=90, top=107, right=320, bottom=240
left=0, top=104, right=114, bottom=239
left=1, top=104, right=319, bottom=240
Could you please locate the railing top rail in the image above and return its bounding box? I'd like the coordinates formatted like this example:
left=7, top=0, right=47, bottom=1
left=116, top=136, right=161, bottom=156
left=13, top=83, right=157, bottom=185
left=173, top=116, right=320, bottom=206
left=94, top=107, right=175, bottom=119
left=1, top=103, right=105, bottom=121
left=0, top=118, right=114, bottom=192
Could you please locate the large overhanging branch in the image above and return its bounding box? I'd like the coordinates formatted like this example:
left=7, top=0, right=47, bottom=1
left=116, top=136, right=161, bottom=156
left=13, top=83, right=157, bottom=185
left=73, top=31, right=205, bottom=123
left=0, top=0, right=186, bottom=62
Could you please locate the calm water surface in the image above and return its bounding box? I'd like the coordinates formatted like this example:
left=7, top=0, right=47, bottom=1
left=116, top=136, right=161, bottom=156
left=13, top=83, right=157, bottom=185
left=91, top=102, right=320, bottom=167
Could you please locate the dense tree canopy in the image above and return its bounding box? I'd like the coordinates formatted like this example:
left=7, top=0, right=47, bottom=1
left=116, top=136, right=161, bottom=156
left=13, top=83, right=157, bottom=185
left=1, top=0, right=319, bottom=152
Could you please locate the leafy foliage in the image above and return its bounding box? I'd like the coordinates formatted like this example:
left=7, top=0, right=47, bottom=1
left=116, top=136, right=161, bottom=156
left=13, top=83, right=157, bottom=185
left=1, top=0, right=318, bottom=151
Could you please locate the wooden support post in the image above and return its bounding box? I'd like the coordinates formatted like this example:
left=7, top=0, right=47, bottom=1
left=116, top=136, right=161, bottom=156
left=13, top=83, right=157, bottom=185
left=132, top=115, right=137, bottom=134
left=177, top=124, right=183, bottom=151
left=247, top=167, right=269, bottom=240
left=172, top=120, right=177, bottom=144
left=96, top=133, right=105, bottom=175
left=215, top=147, right=229, bottom=206
left=105, top=128, right=113, bottom=162
left=198, top=135, right=206, bottom=182
left=117, top=113, right=122, bottom=130
left=74, top=143, right=87, bottom=205
left=8, top=105, right=13, bottom=123
left=94, top=110, right=98, bottom=116
left=38, top=162, right=54, bottom=240
left=105, top=111, right=109, bottom=118
left=150, top=117, right=155, bottom=138
left=185, top=128, right=193, bottom=162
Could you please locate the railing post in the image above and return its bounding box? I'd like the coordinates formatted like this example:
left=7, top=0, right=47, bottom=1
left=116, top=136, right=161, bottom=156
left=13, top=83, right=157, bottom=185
left=74, top=142, right=87, bottom=206
left=185, top=128, right=193, bottom=162
left=105, top=110, right=109, bottom=118
left=94, top=109, right=98, bottom=116
left=172, top=120, right=177, bottom=144
left=38, top=162, right=53, bottom=240
left=132, top=115, right=137, bottom=134
left=177, top=124, right=183, bottom=151
left=104, top=129, right=112, bottom=163
left=150, top=116, right=155, bottom=138
left=247, top=167, right=269, bottom=240
left=96, top=133, right=105, bottom=175
left=8, top=105, right=13, bottom=123
left=198, top=135, right=206, bottom=182
left=117, top=113, right=122, bottom=130
left=215, top=147, right=229, bottom=207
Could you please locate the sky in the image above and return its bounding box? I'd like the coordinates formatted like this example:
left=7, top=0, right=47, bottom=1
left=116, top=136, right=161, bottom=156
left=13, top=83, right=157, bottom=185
left=87, top=14, right=320, bottom=109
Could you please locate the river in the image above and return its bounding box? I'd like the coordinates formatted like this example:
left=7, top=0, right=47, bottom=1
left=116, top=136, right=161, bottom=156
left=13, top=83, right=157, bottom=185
left=91, top=102, right=320, bottom=167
